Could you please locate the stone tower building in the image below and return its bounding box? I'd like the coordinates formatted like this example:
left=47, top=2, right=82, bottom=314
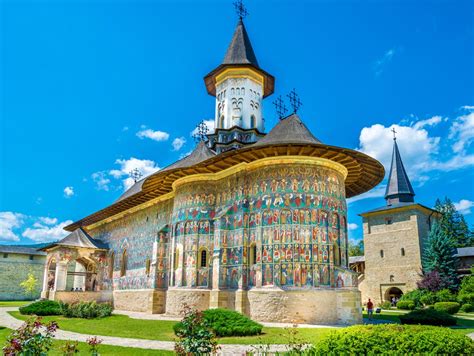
left=357, top=136, right=438, bottom=305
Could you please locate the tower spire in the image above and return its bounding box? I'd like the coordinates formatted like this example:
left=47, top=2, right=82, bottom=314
left=384, top=133, right=415, bottom=206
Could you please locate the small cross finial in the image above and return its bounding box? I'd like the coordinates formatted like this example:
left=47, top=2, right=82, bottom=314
left=287, top=88, right=303, bottom=113
left=391, top=127, right=397, bottom=141
left=233, top=0, right=248, bottom=20
left=129, top=168, right=143, bottom=183
left=193, top=120, right=209, bottom=143
left=273, top=95, right=288, bottom=120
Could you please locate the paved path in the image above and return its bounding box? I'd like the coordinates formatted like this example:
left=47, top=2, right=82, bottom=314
left=0, top=307, right=289, bottom=354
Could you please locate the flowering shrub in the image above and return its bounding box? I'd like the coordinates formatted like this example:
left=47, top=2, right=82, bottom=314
left=3, top=317, right=58, bottom=356
left=87, top=336, right=103, bottom=356
left=61, top=340, right=79, bottom=355
left=174, top=304, right=219, bottom=355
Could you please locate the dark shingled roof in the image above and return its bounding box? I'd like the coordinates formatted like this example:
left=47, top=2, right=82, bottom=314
left=116, top=141, right=215, bottom=203
left=0, top=245, right=46, bottom=256
left=40, top=228, right=108, bottom=251
left=385, top=139, right=415, bottom=204
left=252, top=114, right=321, bottom=147
left=223, top=19, right=259, bottom=67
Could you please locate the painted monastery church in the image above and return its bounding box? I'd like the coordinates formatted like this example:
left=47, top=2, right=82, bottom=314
left=40, top=15, right=386, bottom=325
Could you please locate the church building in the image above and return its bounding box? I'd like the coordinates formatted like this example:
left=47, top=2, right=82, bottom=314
left=354, top=136, right=439, bottom=305
left=40, top=12, right=384, bottom=325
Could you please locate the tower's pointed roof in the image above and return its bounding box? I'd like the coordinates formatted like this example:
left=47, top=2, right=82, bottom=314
left=204, top=20, right=274, bottom=98
left=384, top=138, right=415, bottom=205
left=253, top=114, right=321, bottom=146
left=222, top=19, right=259, bottom=67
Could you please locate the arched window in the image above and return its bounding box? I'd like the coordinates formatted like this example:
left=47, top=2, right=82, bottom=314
left=145, top=258, right=151, bottom=276
left=401, top=248, right=405, bottom=256
left=249, top=244, right=257, bottom=265
left=199, top=248, right=208, bottom=268
left=120, top=250, right=127, bottom=277
left=380, top=250, right=384, bottom=258
left=250, top=115, right=256, bottom=128
left=108, top=252, right=115, bottom=279
left=220, top=115, right=225, bottom=128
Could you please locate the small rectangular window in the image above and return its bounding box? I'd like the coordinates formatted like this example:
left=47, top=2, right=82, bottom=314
left=29, top=255, right=34, bottom=261
left=401, top=248, right=405, bottom=256
left=3, top=253, right=8, bottom=258
left=385, top=218, right=393, bottom=225
left=380, top=250, right=384, bottom=258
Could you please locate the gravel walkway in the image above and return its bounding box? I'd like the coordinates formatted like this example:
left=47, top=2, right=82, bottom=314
left=0, top=307, right=289, bottom=354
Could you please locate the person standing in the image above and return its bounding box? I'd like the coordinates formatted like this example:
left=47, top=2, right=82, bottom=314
left=367, top=298, right=374, bottom=320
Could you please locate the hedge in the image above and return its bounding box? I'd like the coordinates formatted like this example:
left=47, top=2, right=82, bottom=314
left=19, top=300, right=62, bottom=316
left=59, top=301, right=113, bottom=319
left=460, top=303, right=473, bottom=313
left=309, top=325, right=474, bottom=355
left=433, top=302, right=461, bottom=315
left=396, top=300, right=416, bottom=310
left=174, top=308, right=263, bottom=337
left=399, top=308, right=457, bottom=326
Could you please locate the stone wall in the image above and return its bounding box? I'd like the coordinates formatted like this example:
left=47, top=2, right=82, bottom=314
left=113, top=289, right=166, bottom=313
left=0, top=254, right=45, bottom=300
left=165, top=289, right=211, bottom=316
left=52, top=291, right=113, bottom=304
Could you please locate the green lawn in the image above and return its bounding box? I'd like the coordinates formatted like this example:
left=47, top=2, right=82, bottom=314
left=0, top=301, right=31, bottom=307
left=0, top=326, right=172, bottom=355
left=10, top=311, right=334, bottom=345
left=363, top=310, right=474, bottom=335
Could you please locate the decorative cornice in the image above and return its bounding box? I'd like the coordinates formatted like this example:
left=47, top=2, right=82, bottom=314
left=215, top=67, right=264, bottom=88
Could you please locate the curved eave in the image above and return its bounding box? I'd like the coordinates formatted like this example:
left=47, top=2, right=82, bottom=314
left=65, top=143, right=384, bottom=231
left=203, top=63, right=275, bottom=98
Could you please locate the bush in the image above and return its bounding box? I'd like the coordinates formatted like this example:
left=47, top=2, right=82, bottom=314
left=398, top=289, right=429, bottom=308
left=419, top=291, right=437, bottom=306
left=59, top=301, right=113, bottom=319
left=458, top=292, right=474, bottom=305
left=399, top=308, right=457, bottom=326
left=460, top=303, right=474, bottom=313
left=458, top=274, right=474, bottom=304
left=436, top=288, right=457, bottom=302
left=396, top=300, right=415, bottom=310
left=378, top=301, right=392, bottom=309
left=174, top=308, right=263, bottom=337
left=19, top=300, right=62, bottom=316
left=434, top=302, right=461, bottom=314
left=309, top=324, right=474, bottom=355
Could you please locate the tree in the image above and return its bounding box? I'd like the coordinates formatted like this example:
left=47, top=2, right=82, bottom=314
left=435, top=197, right=473, bottom=248
left=20, top=270, right=38, bottom=299
left=348, top=239, right=364, bottom=257
left=422, top=222, right=459, bottom=290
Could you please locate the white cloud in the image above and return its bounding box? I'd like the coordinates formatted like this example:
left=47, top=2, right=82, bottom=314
left=347, top=223, right=359, bottom=231
left=454, top=199, right=474, bottom=215
left=412, top=115, right=443, bottom=130
left=63, top=186, right=74, bottom=198
left=190, top=119, right=215, bottom=137
left=136, top=127, right=170, bottom=142
left=179, top=150, right=193, bottom=159
left=347, top=185, right=386, bottom=205
left=122, top=126, right=129, bottom=132
left=172, top=137, right=186, bottom=151
left=449, top=107, right=474, bottom=154
left=0, top=212, right=25, bottom=242
left=111, top=157, right=160, bottom=190
left=374, top=48, right=396, bottom=76
left=92, top=171, right=111, bottom=191
left=22, top=219, right=73, bottom=243
left=39, top=217, right=58, bottom=225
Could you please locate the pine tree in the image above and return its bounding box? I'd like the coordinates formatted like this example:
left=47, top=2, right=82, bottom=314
left=435, top=197, right=473, bottom=247
left=422, top=222, right=459, bottom=290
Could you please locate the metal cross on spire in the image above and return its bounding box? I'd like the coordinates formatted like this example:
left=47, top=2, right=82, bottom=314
left=287, top=88, right=303, bottom=113
left=193, top=120, right=209, bottom=143
left=129, top=168, right=143, bottom=183
left=233, top=0, right=248, bottom=20
left=391, top=127, right=397, bottom=141
left=273, top=95, right=288, bottom=120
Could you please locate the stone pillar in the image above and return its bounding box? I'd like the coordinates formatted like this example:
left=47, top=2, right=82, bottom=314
left=54, top=261, right=68, bottom=291
left=210, top=219, right=229, bottom=309
left=73, top=262, right=86, bottom=290
left=40, top=262, right=50, bottom=299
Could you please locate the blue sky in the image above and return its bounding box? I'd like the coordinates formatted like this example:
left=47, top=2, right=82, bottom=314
left=1, top=0, right=473, bottom=244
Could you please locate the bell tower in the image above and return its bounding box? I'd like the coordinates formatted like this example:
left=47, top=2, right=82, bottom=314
left=204, top=5, right=274, bottom=153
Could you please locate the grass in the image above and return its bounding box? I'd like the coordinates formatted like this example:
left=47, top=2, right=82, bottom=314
left=0, top=301, right=31, bottom=307
left=10, top=311, right=334, bottom=345
left=363, top=310, right=474, bottom=335
left=0, top=326, right=173, bottom=355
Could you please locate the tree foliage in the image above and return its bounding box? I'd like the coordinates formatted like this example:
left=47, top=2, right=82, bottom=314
left=422, top=222, right=459, bottom=290
left=435, top=197, right=473, bottom=248
left=19, top=270, right=38, bottom=299
left=348, top=239, right=364, bottom=257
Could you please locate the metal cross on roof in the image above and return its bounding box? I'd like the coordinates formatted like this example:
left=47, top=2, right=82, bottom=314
left=287, top=88, right=303, bottom=113
left=129, top=168, right=143, bottom=183
left=273, top=95, right=288, bottom=120
left=193, top=120, right=209, bottom=143
left=391, top=127, right=397, bottom=140
left=233, top=0, right=248, bottom=20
